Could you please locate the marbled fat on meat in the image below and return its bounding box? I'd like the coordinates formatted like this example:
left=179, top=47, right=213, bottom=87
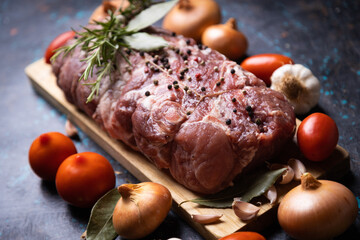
left=53, top=29, right=296, bottom=194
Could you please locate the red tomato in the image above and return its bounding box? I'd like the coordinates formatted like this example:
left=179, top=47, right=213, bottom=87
left=240, top=53, right=294, bottom=86
left=55, top=152, right=116, bottom=208
left=297, top=113, right=339, bottom=161
left=44, top=30, right=75, bottom=63
left=219, top=231, right=266, bottom=240
left=29, top=132, right=77, bottom=181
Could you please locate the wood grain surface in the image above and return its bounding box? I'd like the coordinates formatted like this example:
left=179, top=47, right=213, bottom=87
left=26, top=58, right=350, bottom=239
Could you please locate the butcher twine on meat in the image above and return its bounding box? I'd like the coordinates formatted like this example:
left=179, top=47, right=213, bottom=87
left=52, top=28, right=296, bottom=194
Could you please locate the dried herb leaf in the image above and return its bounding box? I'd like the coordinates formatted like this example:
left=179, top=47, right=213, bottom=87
left=240, top=168, right=286, bottom=202
left=181, top=168, right=286, bottom=208
left=123, top=32, right=168, bottom=51
left=126, top=0, right=178, bottom=32
left=86, top=188, right=121, bottom=240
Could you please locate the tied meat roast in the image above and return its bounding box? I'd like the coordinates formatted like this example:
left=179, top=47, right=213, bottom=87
left=52, top=29, right=296, bottom=194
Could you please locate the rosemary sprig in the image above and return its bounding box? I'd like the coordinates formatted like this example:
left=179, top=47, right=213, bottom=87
left=51, top=0, right=178, bottom=103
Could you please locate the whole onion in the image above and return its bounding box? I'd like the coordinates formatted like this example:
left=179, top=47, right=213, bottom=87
left=278, top=172, right=358, bottom=240
left=162, top=0, right=221, bottom=42
left=89, top=0, right=126, bottom=22
left=112, top=182, right=172, bottom=239
left=201, top=18, right=248, bottom=60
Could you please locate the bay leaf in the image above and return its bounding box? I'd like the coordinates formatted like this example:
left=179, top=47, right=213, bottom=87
left=86, top=188, right=121, bottom=240
left=181, top=168, right=286, bottom=208
left=240, top=168, right=286, bottom=202
left=123, top=32, right=168, bottom=51
left=126, top=0, right=178, bottom=32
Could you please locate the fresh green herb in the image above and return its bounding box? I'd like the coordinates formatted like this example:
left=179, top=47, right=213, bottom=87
left=180, top=168, right=286, bottom=208
left=52, top=0, right=178, bottom=103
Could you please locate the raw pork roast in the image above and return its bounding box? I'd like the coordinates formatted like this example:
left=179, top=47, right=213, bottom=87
left=52, top=28, right=296, bottom=194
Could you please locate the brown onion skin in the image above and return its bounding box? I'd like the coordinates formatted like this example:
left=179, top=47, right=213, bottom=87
left=278, top=173, right=358, bottom=240
left=112, top=182, right=172, bottom=239
left=89, top=0, right=128, bottom=23
left=201, top=18, right=248, bottom=60
left=162, top=0, right=221, bottom=42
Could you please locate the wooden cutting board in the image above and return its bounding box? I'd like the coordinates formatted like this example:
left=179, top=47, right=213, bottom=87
left=25, top=59, right=350, bottom=240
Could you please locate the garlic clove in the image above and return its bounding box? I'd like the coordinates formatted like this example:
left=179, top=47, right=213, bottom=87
left=232, top=198, right=260, bottom=221
left=288, top=158, right=306, bottom=181
left=65, top=119, right=78, bottom=138
left=270, top=164, right=294, bottom=184
left=80, top=230, right=86, bottom=239
left=191, top=214, right=223, bottom=224
left=264, top=185, right=277, bottom=204
left=280, top=166, right=295, bottom=184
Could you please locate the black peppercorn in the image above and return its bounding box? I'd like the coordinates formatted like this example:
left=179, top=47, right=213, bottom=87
left=245, top=105, right=252, bottom=112
left=168, top=84, right=172, bottom=90
left=187, top=49, right=191, bottom=55
left=232, top=98, right=236, bottom=102
left=233, top=109, right=237, bottom=113
left=255, top=118, right=262, bottom=125
left=216, top=82, right=221, bottom=86
left=171, top=32, right=176, bottom=37
left=174, top=84, right=180, bottom=89
left=173, top=80, right=178, bottom=85
left=230, top=69, right=235, bottom=74
left=201, top=87, right=206, bottom=92
left=226, top=119, right=231, bottom=125
left=186, top=39, right=191, bottom=45
left=153, top=80, right=159, bottom=85
left=139, top=51, right=144, bottom=57
left=145, top=91, right=150, bottom=96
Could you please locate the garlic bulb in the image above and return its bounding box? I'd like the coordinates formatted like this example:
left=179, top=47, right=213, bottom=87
left=270, top=64, right=320, bottom=115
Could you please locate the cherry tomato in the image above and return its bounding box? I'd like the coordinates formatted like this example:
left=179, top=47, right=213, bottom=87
left=55, top=152, right=116, bottom=208
left=297, top=113, right=339, bottom=161
left=44, top=30, right=75, bottom=63
left=29, top=132, right=77, bottom=181
left=219, top=231, right=266, bottom=240
left=240, top=53, right=294, bottom=86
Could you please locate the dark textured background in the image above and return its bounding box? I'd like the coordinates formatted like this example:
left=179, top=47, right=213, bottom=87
left=0, top=0, right=359, bottom=239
